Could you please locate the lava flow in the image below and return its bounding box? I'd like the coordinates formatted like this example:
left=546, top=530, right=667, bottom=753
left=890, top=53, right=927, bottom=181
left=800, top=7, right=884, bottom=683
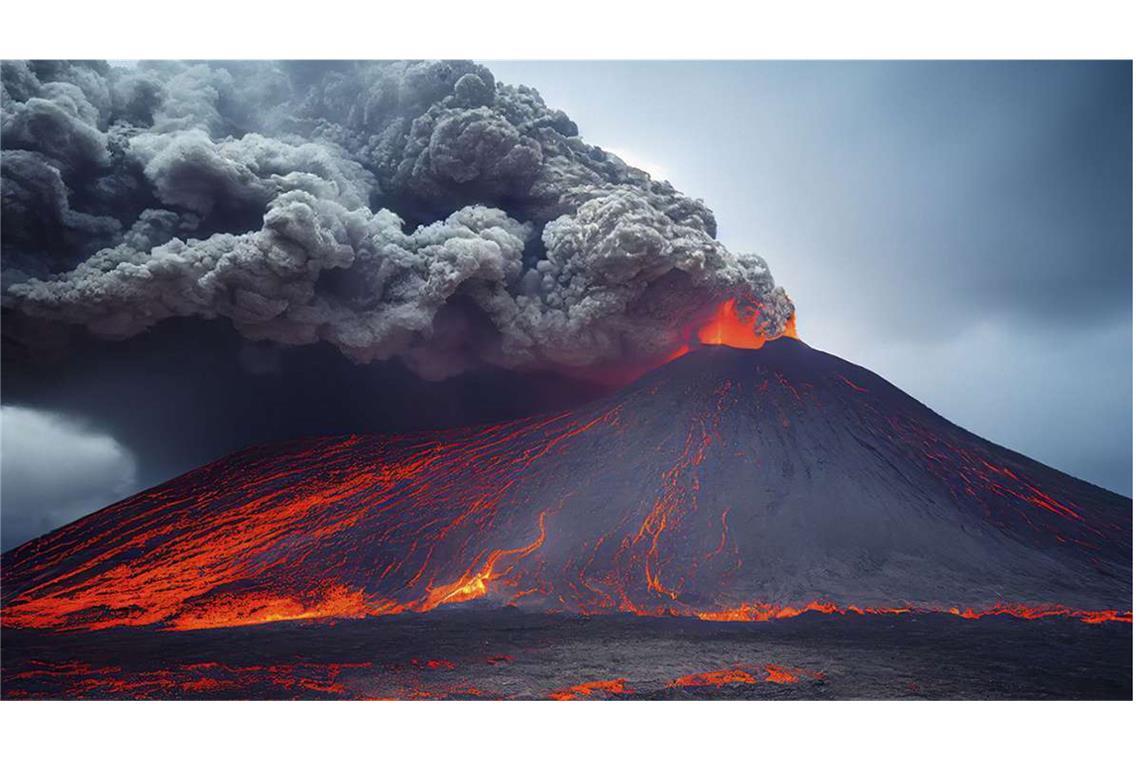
left=1, top=337, right=1131, bottom=633
left=549, top=679, right=632, bottom=700
left=763, top=664, right=824, bottom=684
left=667, top=668, right=758, bottom=688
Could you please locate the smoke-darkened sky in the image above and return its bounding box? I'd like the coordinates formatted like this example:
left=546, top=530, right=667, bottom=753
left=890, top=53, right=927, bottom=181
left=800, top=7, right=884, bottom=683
left=1, top=60, right=1131, bottom=549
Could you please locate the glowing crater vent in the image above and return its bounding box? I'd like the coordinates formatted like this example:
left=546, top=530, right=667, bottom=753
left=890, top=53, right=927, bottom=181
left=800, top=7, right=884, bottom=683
left=698, top=298, right=798, bottom=349
left=666, top=298, right=798, bottom=363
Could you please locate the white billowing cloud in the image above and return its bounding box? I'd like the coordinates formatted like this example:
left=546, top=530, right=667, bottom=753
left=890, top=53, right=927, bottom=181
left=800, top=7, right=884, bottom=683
left=1, top=406, right=138, bottom=549
left=599, top=145, right=671, bottom=183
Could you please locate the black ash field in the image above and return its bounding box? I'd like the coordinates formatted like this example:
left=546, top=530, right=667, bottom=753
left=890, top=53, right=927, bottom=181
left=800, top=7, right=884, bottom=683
left=2, top=610, right=1130, bottom=700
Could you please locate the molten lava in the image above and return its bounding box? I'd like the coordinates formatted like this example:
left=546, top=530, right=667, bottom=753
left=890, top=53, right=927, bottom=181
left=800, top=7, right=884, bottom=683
left=549, top=679, right=632, bottom=700
left=418, top=513, right=547, bottom=610
left=667, top=668, right=757, bottom=688
left=763, top=663, right=823, bottom=684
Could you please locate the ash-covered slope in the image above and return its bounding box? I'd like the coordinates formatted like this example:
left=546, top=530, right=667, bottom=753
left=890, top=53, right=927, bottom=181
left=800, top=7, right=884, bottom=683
left=2, top=341, right=1131, bottom=631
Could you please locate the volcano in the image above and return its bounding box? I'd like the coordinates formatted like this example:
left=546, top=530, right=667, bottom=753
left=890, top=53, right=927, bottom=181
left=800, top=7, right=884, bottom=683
left=1, top=339, right=1131, bottom=633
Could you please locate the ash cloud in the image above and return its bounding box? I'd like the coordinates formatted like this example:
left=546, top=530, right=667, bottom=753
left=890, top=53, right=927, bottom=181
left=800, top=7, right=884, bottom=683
left=2, top=60, right=792, bottom=377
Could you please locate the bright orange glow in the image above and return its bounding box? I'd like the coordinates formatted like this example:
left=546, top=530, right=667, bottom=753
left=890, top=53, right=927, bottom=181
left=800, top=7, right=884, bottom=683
left=418, top=512, right=547, bottom=610
left=665, top=663, right=822, bottom=689
left=696, top=299, right=798, bottom=349
left=667, top=668, right=757, bottom=688
left=635, top=298, right=801, bottom=372
left=782, top=313, right=799, bottom=340
left=168, top=583, right=375, bottom=631
left=549, top=678, right=632, bottom=700
left=655, top=299, right=796, bottom=369
left=764, top=665, right=799, bottom=684
left=764, top=663, right=824, bottom=684
left=697, top=300, right=767, bottom=348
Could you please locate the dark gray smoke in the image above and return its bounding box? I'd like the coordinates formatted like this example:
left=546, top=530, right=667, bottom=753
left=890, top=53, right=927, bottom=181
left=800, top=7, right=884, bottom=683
left=2, top=60, right=792, bottom=378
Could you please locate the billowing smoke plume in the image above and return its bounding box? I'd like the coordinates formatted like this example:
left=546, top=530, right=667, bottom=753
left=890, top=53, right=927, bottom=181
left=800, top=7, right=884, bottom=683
left=2, top=60, right=792, bottom=378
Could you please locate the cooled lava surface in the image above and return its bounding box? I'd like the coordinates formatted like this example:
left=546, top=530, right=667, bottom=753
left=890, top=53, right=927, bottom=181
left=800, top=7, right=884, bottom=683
left=1, top=340, right=1131, bottom=635
left=2, top=611, right=1130, bottom=699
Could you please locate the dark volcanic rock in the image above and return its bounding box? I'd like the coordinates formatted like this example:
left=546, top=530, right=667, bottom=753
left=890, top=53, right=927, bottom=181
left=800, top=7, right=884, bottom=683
left=1, top=340, right=1131, bottom=632
left=1, top=612, right=1131, bottom=700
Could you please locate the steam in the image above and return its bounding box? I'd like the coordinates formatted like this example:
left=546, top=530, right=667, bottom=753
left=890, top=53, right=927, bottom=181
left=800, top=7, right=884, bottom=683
left=2, top=60, right=792, bottom=378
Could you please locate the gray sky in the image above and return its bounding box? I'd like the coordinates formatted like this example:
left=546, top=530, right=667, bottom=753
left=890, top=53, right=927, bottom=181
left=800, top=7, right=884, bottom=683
left=1, top=405, right=138, bottom=546
left=488, top=61, right=1132, bottom=495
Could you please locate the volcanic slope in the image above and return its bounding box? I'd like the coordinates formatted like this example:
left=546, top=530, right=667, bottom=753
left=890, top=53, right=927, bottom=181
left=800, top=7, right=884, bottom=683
left=1, top=340, right=1131, bottom=631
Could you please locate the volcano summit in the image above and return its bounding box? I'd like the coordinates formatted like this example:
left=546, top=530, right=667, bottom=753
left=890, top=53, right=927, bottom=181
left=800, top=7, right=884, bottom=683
left=2, top=338, right=1131, bottom=634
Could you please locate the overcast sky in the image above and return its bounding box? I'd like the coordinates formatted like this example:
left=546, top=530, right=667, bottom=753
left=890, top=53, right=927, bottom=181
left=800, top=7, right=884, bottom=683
left=489, top=60, right=1132, bottom=496
left=1, top=61, right=1131, bottom=549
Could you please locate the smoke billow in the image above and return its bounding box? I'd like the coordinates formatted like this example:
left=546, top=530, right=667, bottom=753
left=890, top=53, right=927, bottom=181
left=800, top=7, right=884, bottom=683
left=2, top=60, right=792, bottom=378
